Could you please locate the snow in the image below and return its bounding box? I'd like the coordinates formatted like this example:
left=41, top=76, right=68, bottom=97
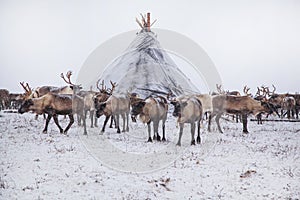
left=1, top=111, right=299, bottom=199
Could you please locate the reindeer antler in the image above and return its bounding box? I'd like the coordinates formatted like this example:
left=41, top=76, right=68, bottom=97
left=60, top=71, right=75, bottom=86
left=243, top=85, right=250, bottom=96
left=107, top=80, right=117, bottom=95
left=96, top=79, right=108, bottom=93
left=20, top=82, right=31, bottom=94
left=271, top=84, right=276, bottom=95
left=216, top=84, right=224, bottom=94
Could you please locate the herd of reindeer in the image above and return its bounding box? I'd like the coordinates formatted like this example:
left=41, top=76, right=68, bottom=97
left=0, top=71, right=299, bottom=146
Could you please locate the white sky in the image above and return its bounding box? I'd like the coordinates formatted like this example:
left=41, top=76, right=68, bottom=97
left=0, top=0, right=299, bottom=94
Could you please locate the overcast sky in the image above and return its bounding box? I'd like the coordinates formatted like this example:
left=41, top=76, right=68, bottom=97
left=0, top=0, right=299, bottom=94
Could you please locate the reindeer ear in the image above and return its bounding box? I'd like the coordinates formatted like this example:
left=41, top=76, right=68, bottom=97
left=170, top=101, right=176, bottom=106
left=181, top=102, right=188, bottom=108
left=100, top=102, right=107, bottom=108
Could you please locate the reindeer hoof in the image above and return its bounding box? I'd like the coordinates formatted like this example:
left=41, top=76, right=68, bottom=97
left=196, top=137, right=201, bottom=144
left=117, top=130, right=121, bottom=134
left=243, top=130, right=249, bottom=134
left=42, top=130, right=47, bottom=134
left=176, top=142, right=181, bottom=146
left=156, top=135, right=161, bottom=141
left=191, top=140, right=196, bottom=145
left=147, top=137, right=153, bottom=142
left=122, top=130, right=126, bottom=133
left=126, top=127, right=129, bottom=132
left=162, top=137, right=166, bottom=142
left=91, top=125, right=94, bottom=128
left=83, top=132, right=87, bottom=135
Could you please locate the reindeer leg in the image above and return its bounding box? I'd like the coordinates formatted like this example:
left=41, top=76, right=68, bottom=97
left=101, top=115, right=110, bottom=133
left=242, top=114, right=248, bottom=133
left=147, top=121, right=152, bottom=142
left=64, top=114, right=74, bottom=134
left=176, top=124, right=184, bottom=146
left=53, top=115, right=63, bottom=133
left=196, top=120, right=201, bottom=144
left=77, top=114, right=81, bottom=126
left=43, top=114, right=52, bottom=133
left=82, top=113, right=87, bottom=135
left=126, top=112, right=129, bottom=132
left=94, top=112, right=98, bottom=127
left=121, top=113, right=126, bottom=132
left=109, top=116, right=113, bottom=128
left=191, top=122, right=196, bottom=145
left=162, top=119, right=166, bottom=142
left=90, top=110, right=94, bottom=128
left=208, top=113, right=215, bottom=132
left=115, top=114, right=121, bottom=133
left=35, top=114, right=39, bottom=120
left=215, top=113, right=223, bottom=134
left=154, top=121, right=160, bottom=141
left=153, top=122, right=157, bottom=141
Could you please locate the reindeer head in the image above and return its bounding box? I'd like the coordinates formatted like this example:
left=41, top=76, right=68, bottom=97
left=130, top=101, right=146, bottom=122
left=18, top=99, right=34, bottom=114
left=170, top=100, right=188, bottom=118
left=95, top=102, right=107, bottom=118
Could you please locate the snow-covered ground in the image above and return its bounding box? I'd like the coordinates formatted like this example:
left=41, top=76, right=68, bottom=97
left=0, top=111, right=299, bottom=199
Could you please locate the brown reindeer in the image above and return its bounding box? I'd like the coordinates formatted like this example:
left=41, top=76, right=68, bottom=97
left=208, top=95, right=274, bottom=133
left=131, top=95, right=168, bottom=142
left=170, top=96, right=202, bottom=146
left=18, top=93, right=86, bottom=134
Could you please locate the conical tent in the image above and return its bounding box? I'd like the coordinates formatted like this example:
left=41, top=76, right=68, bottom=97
left=100, top=16, right=199, bottom=97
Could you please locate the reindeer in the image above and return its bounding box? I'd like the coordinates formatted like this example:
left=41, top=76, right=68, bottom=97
left=131, top=95, right=168, bottom=142
left=8, top=93, right=23, bottom=109
left=194, top=94, right=212, bottom=121
left=170, top=96, right=202, bottom=146
left=288, top=94, right=300, bottom=119
left=281, top=96, right=296, bottom=119
left=208, top=95, right=274, bottom=133
left=266, top=85, right=288, bottom=118
left=0, top=89, right=10, bottom=110
left=93, top=80, right=117, bottom=132
left=216, top=84, right=242, bottom=123
left=18, top=93, right=86, bottom=134
left=95, top=93, right=130, bottom=134
left=216, top=84, right=241, bottom=96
